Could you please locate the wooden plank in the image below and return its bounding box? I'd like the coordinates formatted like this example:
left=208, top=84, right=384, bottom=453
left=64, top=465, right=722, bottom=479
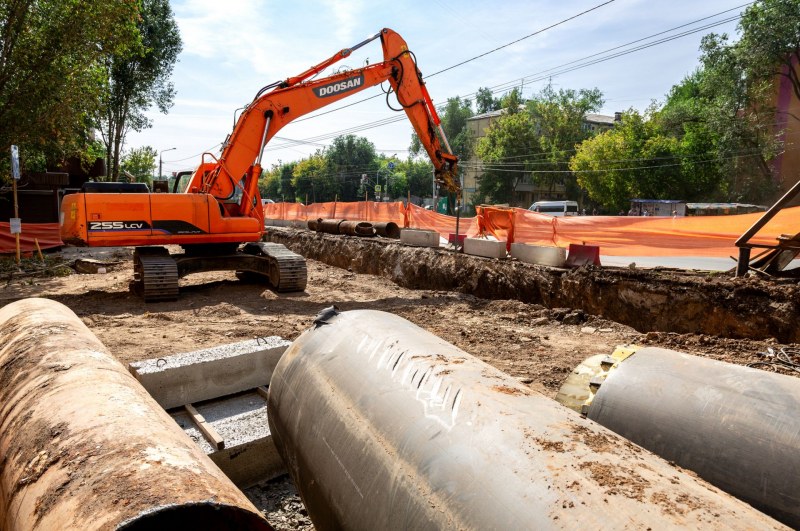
left=185, top=403, right=225, bottom=450
left=255, top=386, right=269, bottom=401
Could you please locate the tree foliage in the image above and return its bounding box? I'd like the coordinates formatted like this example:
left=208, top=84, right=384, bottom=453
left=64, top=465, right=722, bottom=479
left=0, top=1, right=138, bottom=178
left=475, top=110, right=537, bottom=204
left=474, top=85, right=603, bottom=205
left=526, top=84, right=603, bottom=196
left=475, top=87, right=501, bottom=114
left=325, top=135, right=379, bottom=201
left=738, top=0, right=800, bottom=102
left=410, top=96, right=474, bottom=162
left=120, top=145, right=157, bottom=182
left=99, top=0, right=182, bottom=180
left=261, top=135, right=435, bottom=203
left=291, top=153, right=333, bottom=203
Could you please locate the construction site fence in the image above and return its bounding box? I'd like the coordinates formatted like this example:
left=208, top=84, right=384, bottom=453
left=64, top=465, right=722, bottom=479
left=265, top=202, right=799, bottom=258
left=0, top=222, right=63, bottom=254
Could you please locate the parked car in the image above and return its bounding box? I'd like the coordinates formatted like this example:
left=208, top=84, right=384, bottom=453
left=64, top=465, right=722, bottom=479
left=528, top=200, right=579, bottom=217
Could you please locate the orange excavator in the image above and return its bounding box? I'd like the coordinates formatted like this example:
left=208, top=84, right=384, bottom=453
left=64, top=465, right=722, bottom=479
left=61, top=28, right=459, bottom=301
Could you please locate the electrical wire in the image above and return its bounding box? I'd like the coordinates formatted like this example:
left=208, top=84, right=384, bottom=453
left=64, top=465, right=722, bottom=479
left=292, top=0, right=620, bottom=125
left=268, top=8, right=745, bottom=151
left=427, top=0, right=617, bottom=78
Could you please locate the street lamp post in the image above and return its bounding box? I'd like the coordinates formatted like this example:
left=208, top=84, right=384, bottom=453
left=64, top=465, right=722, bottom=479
left=159, top=147, right=177, bottom=180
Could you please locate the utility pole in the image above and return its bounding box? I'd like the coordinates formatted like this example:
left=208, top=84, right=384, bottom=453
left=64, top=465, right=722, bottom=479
left=159, top=147, right=176, bottom=181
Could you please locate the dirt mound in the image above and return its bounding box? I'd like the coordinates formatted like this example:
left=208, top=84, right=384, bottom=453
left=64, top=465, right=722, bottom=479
left=266, top=228, right=800, bottom=343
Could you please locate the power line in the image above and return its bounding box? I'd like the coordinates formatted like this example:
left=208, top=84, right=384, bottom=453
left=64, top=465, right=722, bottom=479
left=269, top=7, right=745, bottom=151
left=291, top=0, right=619, bottom=126
left=427, top=0, right=617, bottom=78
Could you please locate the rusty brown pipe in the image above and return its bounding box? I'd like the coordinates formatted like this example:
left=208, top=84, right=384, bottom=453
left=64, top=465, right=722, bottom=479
left=338, top=221, right=375, bottom=237
left=316, top=218, right=346, bottom=234
left=307, top=218, right=320, bottom=231
left=0, top=298, right=272, bottom=530
left=373, top=222, right=400, bottom=238
left=268, top=310, right=783, bottom=530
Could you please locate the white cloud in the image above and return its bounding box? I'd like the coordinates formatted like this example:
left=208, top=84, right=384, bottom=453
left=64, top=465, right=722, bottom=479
left=321, top=0, right=365, bottom=43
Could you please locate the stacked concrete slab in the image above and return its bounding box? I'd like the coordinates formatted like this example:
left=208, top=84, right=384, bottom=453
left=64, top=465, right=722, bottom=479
left=400, top=228, right=440, bottom=248
left=463, top=237, right=507, bottom=259
left=129, top=337, right=291, bottom=488
left=510, top=242, right=567, bottom=267
left=129, top=337, right=289, bottom=409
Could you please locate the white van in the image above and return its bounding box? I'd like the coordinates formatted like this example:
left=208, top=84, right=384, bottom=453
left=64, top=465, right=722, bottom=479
left=528, top=200, right=579, bottom=217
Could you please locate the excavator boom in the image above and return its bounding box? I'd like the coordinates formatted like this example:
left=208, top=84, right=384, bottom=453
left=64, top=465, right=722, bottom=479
left=190, top=28, right=459, bottom=214
left=61, top=28, right=459, bottom=301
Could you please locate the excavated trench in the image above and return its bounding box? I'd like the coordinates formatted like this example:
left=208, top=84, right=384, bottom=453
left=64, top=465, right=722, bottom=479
left=266, top=227, right=800, bottom=343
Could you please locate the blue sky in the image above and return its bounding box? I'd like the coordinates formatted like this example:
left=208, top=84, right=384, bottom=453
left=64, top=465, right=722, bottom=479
left=127, top=0, right=746, bottom=176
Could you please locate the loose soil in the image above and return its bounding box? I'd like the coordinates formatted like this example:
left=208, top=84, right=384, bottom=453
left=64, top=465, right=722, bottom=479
left=1, top=236, right=798, bottom=529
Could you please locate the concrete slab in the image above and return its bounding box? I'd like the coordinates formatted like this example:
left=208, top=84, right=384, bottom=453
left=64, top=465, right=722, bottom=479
left=400, top=228, right=440, bottom=248
left=129, top=337, right=290, bottom=409
left=510, top=243, right=567, bottom=267
left=464, top=238, right=507, bottom=259
left=171, top=390, right=285, bottom=488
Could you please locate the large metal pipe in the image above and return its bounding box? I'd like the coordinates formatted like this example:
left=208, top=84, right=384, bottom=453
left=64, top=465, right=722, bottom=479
left=316, top=218, right=346, bottom=234
left=0, top=298, right=272, bottom=530
left=559, top=347, right=800, bottom=529
left=268, top=310, right=782, bottom=530
left=372, top=221, right=400, bottom=238
left=338, top=220, right=375, bottom=237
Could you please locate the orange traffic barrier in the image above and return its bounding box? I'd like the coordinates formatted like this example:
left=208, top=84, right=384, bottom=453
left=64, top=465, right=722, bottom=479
left=264, top=202, right=798, bottom=259
left=565, top=243, right=602, bottom=267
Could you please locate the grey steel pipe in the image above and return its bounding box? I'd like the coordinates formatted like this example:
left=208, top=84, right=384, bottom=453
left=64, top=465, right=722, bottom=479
left=373, top=221, right=400, bottom=238
left=573, top=347, right=800, bottom=529
left=268, top=310, right=781, bottom=530
left=0, top=298, right=272, bottom=530
left=317, top=218, right=346, bottom=234
left=338, top=220, right=375, bottom=237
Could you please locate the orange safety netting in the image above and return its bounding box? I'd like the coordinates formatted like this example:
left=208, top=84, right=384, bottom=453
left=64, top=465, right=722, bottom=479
left=264, top=202, right=799, bottom=258
left=266, top=201, right=408, bottom=225
left=0, top=222, right=63, bottom=254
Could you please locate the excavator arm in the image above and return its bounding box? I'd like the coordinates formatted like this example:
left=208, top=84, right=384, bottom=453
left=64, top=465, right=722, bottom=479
left=188, top=28, right=460, bottom=220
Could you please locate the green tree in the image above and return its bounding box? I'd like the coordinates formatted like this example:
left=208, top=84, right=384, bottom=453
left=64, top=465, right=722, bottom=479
left=738, top=0, right=800, bottom=102
left=0, top=1, right=138, bottom=178
left=475, top=110, right=538, bottom=204
left=693, top=33, right=779, bottom=201
left=259, top=165, right=282, bottom=199
left=292, top=153, right=338, bottom=203
left=99, top=0, right=182, bottom=180
left=396, top=158, right=434, bottom=199
left=475, top=87, right=501, bottom=114
left=411, top=96, right=475, bottom=161
left=526, top=84, right=603, bottom=197
left=120, top=145, right=157, bottom=182
left=571, top=108, right=719, bottom=211
left=324, top=135, right=378, bottom=201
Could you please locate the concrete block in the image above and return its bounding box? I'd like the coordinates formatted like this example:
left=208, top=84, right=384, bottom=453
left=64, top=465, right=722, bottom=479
left=464, top=237, right=507, bottom=259
left=400, top=228, right=440, bottom=248
left=171, top=390, right=285, bottom=488
left=129, top=337, right=290, bottom=409
left=510, top=243, right=567, bottom=267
